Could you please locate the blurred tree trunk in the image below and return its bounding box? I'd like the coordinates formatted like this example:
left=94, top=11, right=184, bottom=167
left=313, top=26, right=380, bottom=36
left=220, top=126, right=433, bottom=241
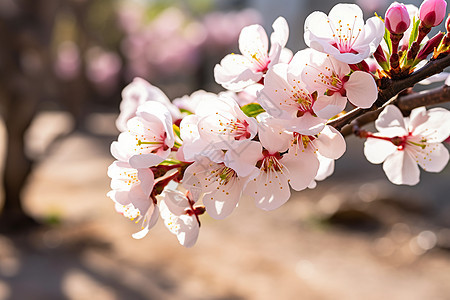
left=0, top=0, right=59, bottom=230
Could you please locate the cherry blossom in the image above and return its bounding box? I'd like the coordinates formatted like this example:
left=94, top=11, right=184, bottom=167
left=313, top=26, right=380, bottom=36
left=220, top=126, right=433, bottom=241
left=115, top=77, right=181, bottom=131
left=214, top=17, right=289, bottom=91
left=172, top=89, right=218, bottom=115
left=111, top=101, right=175, bottom=168
left=364, top=105, right=450, bottom=185
left=160, top=189, right=203, bottom=247
left=183, top=157, right=245, bottom=219
left=225, top=117, right=324, bottom=210
left=195, top=94, right=258, bottom=149
left=178, top=114, right=225, bottom=163
left=258, top=62, right=326, bottom=135
left=294, top=49, right=378, bottom=118
left=304, top=3, right=385, bottom=64
left=286, top=124, right=346, bottom=189
left=107, top=161, right=159, bottom=239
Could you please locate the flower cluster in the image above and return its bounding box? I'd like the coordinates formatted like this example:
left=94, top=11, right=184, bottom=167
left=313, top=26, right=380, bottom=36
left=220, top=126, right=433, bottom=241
left=108, top=0, right=450, bottom=247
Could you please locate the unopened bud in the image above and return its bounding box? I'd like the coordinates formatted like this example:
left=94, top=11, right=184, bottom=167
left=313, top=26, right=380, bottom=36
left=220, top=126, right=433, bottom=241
left=419, top=0, right=447, bottom=28
left=407, top=41, right=421, bottom=60
left=385, top=2, right=411, bottom=34
left=417, top=31, right=444, bottom=60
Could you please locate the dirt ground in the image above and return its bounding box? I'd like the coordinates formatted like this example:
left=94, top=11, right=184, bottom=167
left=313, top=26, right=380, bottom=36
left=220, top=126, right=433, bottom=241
left=0, top=111, right=450, bottom=300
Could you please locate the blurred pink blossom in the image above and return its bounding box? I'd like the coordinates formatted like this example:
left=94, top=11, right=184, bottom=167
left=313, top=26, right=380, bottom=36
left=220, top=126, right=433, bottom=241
left=86, top=47, right=122, bottom=95
left=54, top=41, right=81, bottom=81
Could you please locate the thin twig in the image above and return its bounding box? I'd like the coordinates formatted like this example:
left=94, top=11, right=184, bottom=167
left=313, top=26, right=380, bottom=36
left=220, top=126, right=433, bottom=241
left=328, top=54, right=450, bottom=132
left=340, top=84, right=450, bottom=136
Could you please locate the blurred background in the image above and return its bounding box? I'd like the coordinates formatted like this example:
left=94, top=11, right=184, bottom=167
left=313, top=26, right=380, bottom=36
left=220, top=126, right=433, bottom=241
left=1, top=0, right=450, bottom=299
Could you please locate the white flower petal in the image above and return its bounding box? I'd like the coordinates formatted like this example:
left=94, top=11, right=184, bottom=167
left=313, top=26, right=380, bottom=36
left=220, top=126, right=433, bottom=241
left=315, top=154, right=335, bottom=181
left=328, top=4, right=364, bottom=30
left=283, top=112, right=325, bottom=135
left=129, top=152, right=166, bottom=169
left=282, top=150, right=319, bottom=191
left=313, top=94, right=347, bottom=119
left=345, top=71, right=378, bottom=108
left=364, top=137, right=398, bottom=164
left=245, top=170, right=291, bottom=211
left=159, top=201, right=199, bottom=248
left=224, top=141, right=262, bottom=177
left=203, top=180, right=242, bottom=220
left=315, top=125, right=346, bottom=159
left=239, top=24, right=269, bottom=60
left=214, top=54, right=261, bottom=91
left=383, top=150, right=420, bottom=185
left=163, top=189, right=191, bottom=215
left=107, top=190, right=128, bottom=205
left=126, top=185, right=152, bottom=213
left=137, top=101, right=175, bottom=148
left=176, top=215, right=200, bottom=248
left=353, top=16, right=385, bottom=54
left=409, top=143, right=449, bottom=173
left=258, top=63, right=297, bottom=119
left=132, top=204, right=159, bottom=240
left=258, top=117, right=291, bottom=154
left=375, top=105, right=406, bottom=132
left=279, top=47, right=293, bottom=64
left=270, top=17, right=289, bottom=49
left=110, top=136, right=132, bottom=162
left=304, top=11, right=333, bottom=43
left=410, top=107, right=450, bottom=142
left=137, top=168, right=155, bottom=197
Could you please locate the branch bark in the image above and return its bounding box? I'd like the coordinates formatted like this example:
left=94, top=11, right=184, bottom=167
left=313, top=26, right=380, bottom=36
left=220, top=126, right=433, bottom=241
left=328, top=54, right=450, bottom=132
left=340, top=84, right=450, bottom=136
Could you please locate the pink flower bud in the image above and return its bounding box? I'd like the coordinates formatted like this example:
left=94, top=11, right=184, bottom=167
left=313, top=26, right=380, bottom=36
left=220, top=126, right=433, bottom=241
left=419, top=0, right=447, bottom=28
left=385, top=2, right=411, bottom=34
left=416, top=31, right=444, bottom=60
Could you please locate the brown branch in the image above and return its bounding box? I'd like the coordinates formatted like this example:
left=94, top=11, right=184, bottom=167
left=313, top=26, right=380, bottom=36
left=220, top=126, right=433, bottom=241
left=340, top=84, right=450, bottom=136
left=328, top=54, right=450, bottom=132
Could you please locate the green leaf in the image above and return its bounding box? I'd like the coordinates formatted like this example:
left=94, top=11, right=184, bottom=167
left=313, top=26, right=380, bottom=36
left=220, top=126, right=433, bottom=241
left=409, top=18, right=420, bottom=48
left=384, top=27, right=392, bottom=55
left=179, top=108, right=193, bottom=115
left=241, top=103, right=266, bottom=118
left=172, top=124, right=181, bottom=139
left=159, top=158, right=182, bottom=166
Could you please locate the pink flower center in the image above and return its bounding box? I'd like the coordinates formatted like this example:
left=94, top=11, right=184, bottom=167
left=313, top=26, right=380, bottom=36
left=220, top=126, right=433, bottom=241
left=257, top=150, right=284, bottom=173
left=293, top=133, right=317, bottom=150
left=367, top=132, right=428, bottom=151
left=220, top=118, right=251, bottom=140
left=251, top=53, right=271, bottom=73
left=136, top=131, right=169, bottom=153
left=205, top=164, right=238, bottom=187
left=328, top=16, right=362, bottom=54
left=323, top=72, right=349, bottom=97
